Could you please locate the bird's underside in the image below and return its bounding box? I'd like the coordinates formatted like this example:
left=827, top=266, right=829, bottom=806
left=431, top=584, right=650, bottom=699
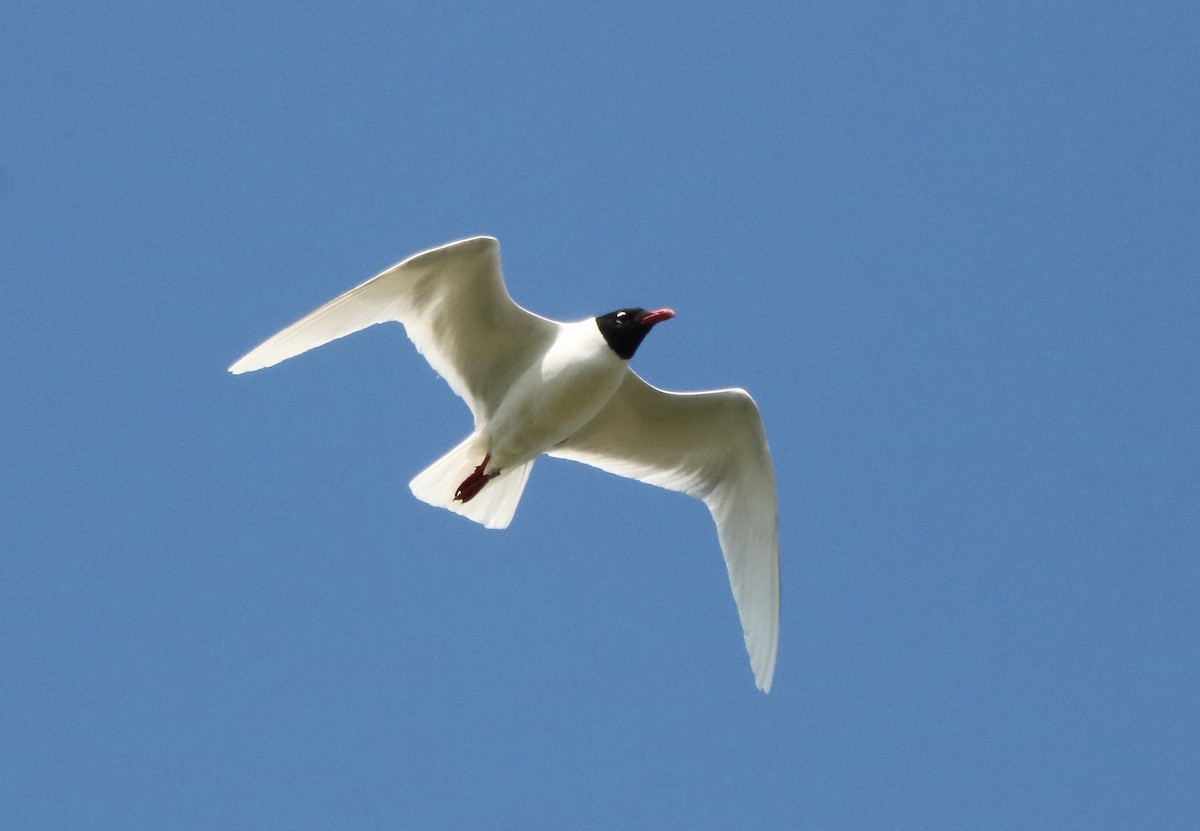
left=229, top=236, right=781, bottom=692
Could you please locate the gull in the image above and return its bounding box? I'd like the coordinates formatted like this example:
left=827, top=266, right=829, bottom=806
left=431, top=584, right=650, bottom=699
left=230, top=237, right=780, bottom=691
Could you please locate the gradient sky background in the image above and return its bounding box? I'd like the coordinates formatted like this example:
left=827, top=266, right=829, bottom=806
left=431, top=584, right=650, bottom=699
left=3, top=2, right=1198, bottom=828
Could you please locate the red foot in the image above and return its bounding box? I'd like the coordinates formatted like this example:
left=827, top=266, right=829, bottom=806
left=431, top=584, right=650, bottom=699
left=454, top=454, right=498, bottom=503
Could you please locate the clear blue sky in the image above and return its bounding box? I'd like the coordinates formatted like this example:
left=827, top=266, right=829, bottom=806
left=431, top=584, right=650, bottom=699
left=3, top=2, right=1197, bottom=828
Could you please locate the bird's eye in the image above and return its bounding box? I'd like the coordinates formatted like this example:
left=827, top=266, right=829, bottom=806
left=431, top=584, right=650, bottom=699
left=616, top=311, right=627, bottom=323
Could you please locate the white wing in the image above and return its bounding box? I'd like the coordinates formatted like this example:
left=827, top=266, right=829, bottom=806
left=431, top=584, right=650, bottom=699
left=229, top=237, right=557, bottom=422
left=548, top=371, right=780, bottom=692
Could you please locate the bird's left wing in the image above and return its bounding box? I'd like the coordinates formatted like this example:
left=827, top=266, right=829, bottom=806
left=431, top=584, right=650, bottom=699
left=229, top=237, right=557, bottom=422
left=547, top=371, right=780, bottom=692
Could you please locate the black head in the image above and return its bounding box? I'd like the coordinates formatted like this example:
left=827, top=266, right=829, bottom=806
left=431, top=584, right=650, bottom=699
left=595, top=307, right=676, bottom=360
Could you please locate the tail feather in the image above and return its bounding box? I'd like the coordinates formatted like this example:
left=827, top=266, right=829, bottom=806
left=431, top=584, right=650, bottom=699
left=409, top=435, right=533, bottom=530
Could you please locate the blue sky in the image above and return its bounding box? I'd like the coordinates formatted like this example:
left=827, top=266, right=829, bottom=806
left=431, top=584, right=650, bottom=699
left=3, top=1, right=1198, bottom=828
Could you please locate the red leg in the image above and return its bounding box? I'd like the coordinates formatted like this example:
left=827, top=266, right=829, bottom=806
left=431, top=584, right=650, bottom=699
left=455, top=454, right=498, bottom=503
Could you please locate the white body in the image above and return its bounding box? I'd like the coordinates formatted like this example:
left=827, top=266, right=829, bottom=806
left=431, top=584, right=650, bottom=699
left=485, top=319, right=627, bottom=470
left=230, top=237, right=781, bottom=692
left=409, top=318, right=629, bottom=531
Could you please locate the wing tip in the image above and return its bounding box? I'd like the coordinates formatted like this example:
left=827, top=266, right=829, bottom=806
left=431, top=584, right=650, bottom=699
left=228, top=353, right=264, bottom=375
left=748, top=606, right=780, bottom=694
left=754, top=659, right=777, bottom=694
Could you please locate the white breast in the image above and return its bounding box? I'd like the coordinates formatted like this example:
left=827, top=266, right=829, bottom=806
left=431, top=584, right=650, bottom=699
left=484, top=319, right=627, bottom=468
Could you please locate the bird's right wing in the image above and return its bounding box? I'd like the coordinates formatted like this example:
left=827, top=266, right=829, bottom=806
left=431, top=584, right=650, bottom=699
left=548, top=371, right=780, bottom=692
left=228, top=236, right=557, bottom=423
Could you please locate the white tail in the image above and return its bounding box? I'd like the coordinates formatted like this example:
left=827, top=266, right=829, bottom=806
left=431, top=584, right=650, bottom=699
left=409, top=435, right=534, bottom=530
